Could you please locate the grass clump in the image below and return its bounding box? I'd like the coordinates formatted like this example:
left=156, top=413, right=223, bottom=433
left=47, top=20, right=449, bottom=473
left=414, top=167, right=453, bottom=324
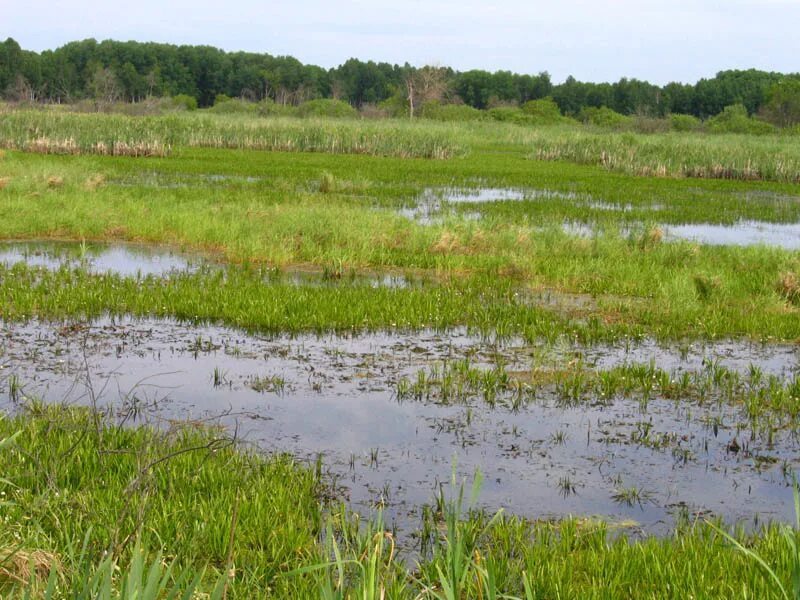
left=0, top=403, right=321, bottom=597
left=778, top=271, right=800, bottom=306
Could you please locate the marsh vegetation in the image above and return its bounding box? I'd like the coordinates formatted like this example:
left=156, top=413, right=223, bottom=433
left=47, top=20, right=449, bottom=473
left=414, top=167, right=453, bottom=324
left=0, top=102, right=799, bottom=597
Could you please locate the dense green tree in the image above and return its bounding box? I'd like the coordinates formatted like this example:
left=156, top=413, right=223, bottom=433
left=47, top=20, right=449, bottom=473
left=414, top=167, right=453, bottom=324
left=1, top=37, right=798, bottom=124
left=761, top=78, right=800, bottom=128
left=0, top=38, right=24, bottom=93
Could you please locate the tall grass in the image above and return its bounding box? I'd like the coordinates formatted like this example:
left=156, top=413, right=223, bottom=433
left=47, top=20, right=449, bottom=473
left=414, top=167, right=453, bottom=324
left=5, top=109, right=800, bottom=181
left=0, top=110, right=464, bottom=159
left=527, top=128, right=800, bottom=183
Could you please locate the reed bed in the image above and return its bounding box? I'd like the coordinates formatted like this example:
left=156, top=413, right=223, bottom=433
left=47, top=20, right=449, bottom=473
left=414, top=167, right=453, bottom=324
left=527, top=128, right=800, bottom=183
left=0, top=110, right=464, bottom=159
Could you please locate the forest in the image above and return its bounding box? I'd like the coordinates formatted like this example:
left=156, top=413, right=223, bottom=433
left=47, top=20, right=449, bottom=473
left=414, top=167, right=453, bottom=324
left=1, top=36, right=799, bottom=122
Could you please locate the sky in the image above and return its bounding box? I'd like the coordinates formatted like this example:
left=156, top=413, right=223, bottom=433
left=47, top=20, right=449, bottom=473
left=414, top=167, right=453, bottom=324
left=4, top=0, right=800, bottom=84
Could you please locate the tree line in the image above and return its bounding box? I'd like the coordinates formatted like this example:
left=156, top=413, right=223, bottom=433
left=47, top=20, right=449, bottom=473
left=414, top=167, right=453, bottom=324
left=1, top=37, right=799, bottom=121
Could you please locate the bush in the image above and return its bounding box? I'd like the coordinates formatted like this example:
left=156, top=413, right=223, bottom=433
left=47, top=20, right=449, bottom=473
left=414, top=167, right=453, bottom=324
left=379, top=93, right=409, bottom=118
left=579, top=106, right=630, bottom=129
left=206, top=98, right=259, bottom=115
left=707, top=104, right=775, bottom=135
left=670, top=113, right=703, bottom=132
left=521, top=98, right=563, bottom=124
left=171, top=94, right=198, bottom=111
left=420, top=101, right=484, bottom=122
left=359, top=103, right=391, bottom=119
left=297, top=98, right=358, bottom=118
left=487, top=106, right=527, bottom=123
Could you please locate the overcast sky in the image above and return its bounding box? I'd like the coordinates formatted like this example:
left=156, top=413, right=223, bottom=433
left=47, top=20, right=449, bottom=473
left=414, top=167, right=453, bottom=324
left=5, top=0, right=800, bottom=84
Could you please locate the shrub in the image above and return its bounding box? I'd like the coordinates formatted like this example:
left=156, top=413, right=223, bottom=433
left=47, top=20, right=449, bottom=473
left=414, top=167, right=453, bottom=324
left=670, top=113, right=703, bottom=132
left=487, top=107, right=527, bottom=123
left=359, top=103, right=391, bottom=119
left=630, top=116, right=671, bottom=134
left=207, top=98, right=258, bottom=115
left=378, top=93, right=409, bottom=118
left=707, top=104, right=775, bottom=135
left=171, top=94, right=198, bottom=111
left=521, top=98, right=563, bottom=124
left=420, top=101, right=484, bottom=122
left=256, top=98, right=298, bottom=117
left=297, top=99, right=358, bottom=118
left=579, top=106, right=631, bottom=129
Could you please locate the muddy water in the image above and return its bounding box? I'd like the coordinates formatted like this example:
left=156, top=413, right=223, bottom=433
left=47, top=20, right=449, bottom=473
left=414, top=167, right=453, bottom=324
left=0, top=241, right=201, bottom=277
left=400, top=188, right=576, bottom=223
left=0, top=242, right=415, bottom=288
left=665, top=221, right=800, bottom=250
left=1, top=317, right=798, bottom=536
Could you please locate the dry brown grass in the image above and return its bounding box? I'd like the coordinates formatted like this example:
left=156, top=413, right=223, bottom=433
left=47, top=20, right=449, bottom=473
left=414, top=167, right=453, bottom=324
left=2, top=137, right=170, bottom=158
left=84, top=174, right=106, bottom=191
left=0, top=177, right=9, bottom=190
left=104, top=225, right=129, bottom=238
left=46, top=176, right=64, bottom=188
left=778, top=272, right=800, bottom=306
left=430, top=230, right=463, bottom=254
left=466, top=228, right=488, bottom=253
left=0, top=548, right=60, bottom=585
left=638, top=226, right=663, bottom=250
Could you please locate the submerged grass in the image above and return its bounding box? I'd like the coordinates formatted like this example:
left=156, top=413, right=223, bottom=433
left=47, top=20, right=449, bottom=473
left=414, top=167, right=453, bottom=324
left=2, top=251, right=800, bottom=341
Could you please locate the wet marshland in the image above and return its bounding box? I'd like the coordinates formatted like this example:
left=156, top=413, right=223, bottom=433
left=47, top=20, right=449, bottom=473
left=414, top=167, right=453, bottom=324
left=1, top=242, right=800, bottom=538
left=401, top=187, right=800, bottom=249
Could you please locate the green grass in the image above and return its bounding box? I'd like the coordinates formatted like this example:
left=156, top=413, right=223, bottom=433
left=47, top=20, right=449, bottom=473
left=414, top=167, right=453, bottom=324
left=1, top=139, right=800, bottom=341
left=0, top=403, right=321, bottom=598
left=2, top=106, right=800, bottom=598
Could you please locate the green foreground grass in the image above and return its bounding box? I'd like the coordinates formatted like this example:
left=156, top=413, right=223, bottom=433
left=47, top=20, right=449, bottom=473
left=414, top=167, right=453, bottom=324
left=1, top=406, right=799, bottom=599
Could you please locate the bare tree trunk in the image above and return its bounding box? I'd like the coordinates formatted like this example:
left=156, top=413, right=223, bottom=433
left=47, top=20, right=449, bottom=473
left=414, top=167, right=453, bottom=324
left=406, top=77, right=414, bottom=119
